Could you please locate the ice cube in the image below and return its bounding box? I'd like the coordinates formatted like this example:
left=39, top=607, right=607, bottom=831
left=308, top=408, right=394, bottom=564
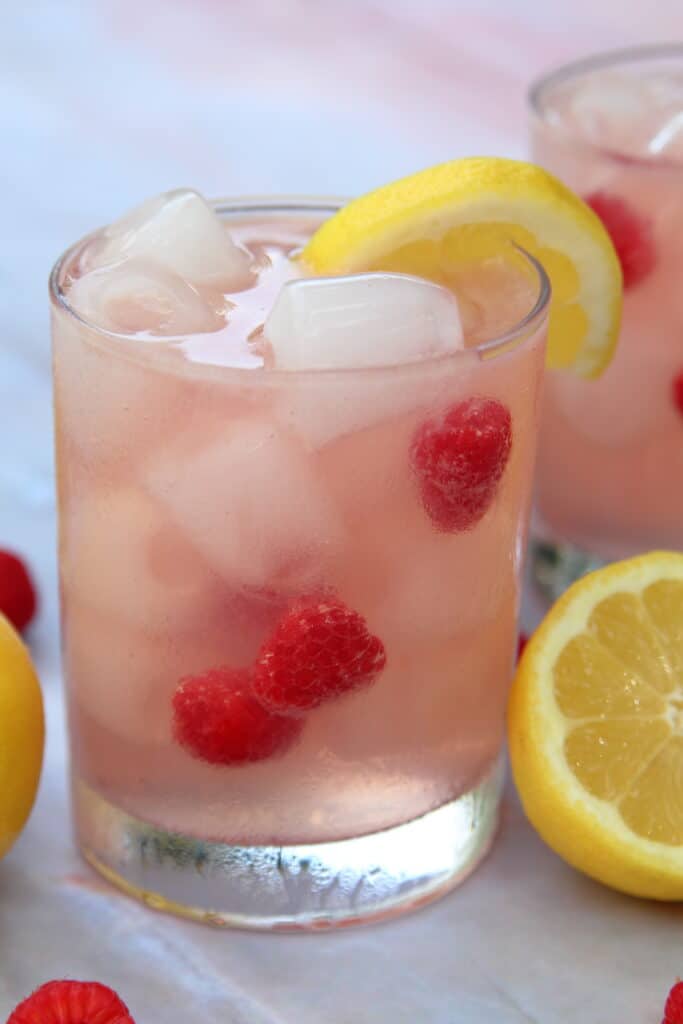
left=265, top=272, right=463, bottom=370
left=567, top=70, right=683, bottom=160
left=66, top=606, right=257, bottom=744
left=68, top=259, right=223, bottom=336
left=63, top=486, right=221, bottom=632
left=142, top=417, right=344, bottom=591
left=65, top=610, right=177, bottom=745
left=567, top=72, right=651, bottom=144
left=89, top=188, right=253, bottom=289
left=53, top=308, right=189, bottom=472
left=273, top=357, right=466, bottom=449
left=265, top=272, right=465, bottom=447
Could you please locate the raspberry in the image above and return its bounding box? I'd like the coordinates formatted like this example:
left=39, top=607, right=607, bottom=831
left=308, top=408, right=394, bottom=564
left=410, top=397, right=512, bottom=532
left=663, top=981, right=683, bottom=1024
left=0, top=549, right=37, bottom=632
left=252, top=597, right=386, bottom=713
left=6, top=980, right=135, bottom=1024
left=584, top=191, right=655, bottom=289
left=173, top=666, right=303, bottom=765
left=673, top=372, right=683, bottom=419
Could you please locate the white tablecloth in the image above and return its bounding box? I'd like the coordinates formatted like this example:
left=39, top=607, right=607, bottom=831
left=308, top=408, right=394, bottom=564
left=2, top=3, right=682, bottom=1020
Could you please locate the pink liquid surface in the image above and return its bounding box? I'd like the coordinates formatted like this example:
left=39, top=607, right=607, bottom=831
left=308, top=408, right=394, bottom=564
left=53, top=204, right=545, bottom=846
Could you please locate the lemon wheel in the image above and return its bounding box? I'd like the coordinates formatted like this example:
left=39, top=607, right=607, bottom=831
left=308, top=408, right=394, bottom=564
left=302, top=157, right=622, bottom=377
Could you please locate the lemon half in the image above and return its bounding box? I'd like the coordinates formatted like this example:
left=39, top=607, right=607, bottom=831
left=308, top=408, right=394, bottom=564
left=509, top=552, right=683, bottom=900
left=0, top=614, right=44, bottom=859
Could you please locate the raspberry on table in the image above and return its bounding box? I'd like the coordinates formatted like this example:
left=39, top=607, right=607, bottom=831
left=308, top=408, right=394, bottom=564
left=584, top=190, right=655, bottom=290
left=663, top=981, right=683, bottom=1024
left=0, top=549, right=37, bottom=632
left=6, top=979, right=135, bottom=1024
left=173, top=666, right=303, bottom=765
left=410, top=396, right=512, bottom=533
left=253, top=597, right=386, bottom=714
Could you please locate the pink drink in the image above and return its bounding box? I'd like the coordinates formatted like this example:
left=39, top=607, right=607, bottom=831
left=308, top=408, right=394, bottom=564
left=530, top=47, right=683, bottom=594
left=51, top=196, right=548, bottom=928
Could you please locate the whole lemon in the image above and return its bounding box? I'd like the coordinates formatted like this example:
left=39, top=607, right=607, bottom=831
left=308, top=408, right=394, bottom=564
left=0, top=613, right=44, bottom=859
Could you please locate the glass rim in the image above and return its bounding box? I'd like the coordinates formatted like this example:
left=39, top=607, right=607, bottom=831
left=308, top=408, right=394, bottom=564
left=529, top=43, right=683, bottom=170
left=49, top=195, right=551, bottom=377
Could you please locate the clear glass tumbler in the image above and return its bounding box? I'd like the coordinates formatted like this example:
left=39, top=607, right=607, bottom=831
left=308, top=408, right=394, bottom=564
left=530, top=46, right=683, bottom=599
left=51, top=198, right=549, bottom=929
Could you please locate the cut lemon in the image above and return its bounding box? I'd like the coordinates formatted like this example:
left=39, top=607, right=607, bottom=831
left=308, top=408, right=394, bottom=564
left=509, top=552, right=683, bottom=900
left=0, top=613, right=44, bottom=859
left=302, top=158, right=622, bottom=377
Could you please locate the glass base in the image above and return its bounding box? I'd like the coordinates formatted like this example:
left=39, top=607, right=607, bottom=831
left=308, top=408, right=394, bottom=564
left=73, top=760, right=503, bottom=931
left=530, top=535, right=607, bottom=603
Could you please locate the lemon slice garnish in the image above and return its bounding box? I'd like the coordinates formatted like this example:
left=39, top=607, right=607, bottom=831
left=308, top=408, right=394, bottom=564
left=302, top=157, right=622, bottom=377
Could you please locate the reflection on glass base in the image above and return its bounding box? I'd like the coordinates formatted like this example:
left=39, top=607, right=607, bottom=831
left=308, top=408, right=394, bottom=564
left=73, top=761, right=503, bottom=932
left=530, top=535, right=607, bottom=603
